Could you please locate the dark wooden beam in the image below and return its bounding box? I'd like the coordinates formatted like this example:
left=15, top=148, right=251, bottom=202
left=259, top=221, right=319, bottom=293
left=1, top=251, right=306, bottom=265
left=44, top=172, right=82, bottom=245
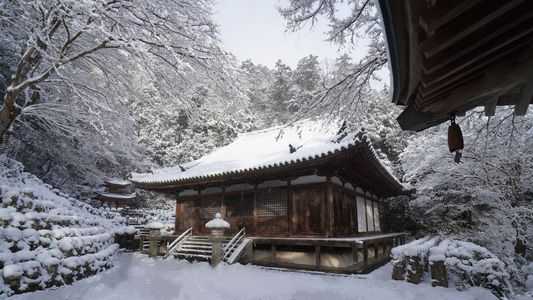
left=325, top=177, right=334, bottom=238
left=421, top=1, right=524, bottom=57
left=420, top=0, right=484, bottom=34
left=515, top=82, right=533, bottom=116
left=484, top=96, right=498, bottom=116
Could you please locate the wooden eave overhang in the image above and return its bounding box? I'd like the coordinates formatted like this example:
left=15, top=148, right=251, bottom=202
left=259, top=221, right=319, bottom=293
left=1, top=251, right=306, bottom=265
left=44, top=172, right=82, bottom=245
left=133, top=137, right=403, bottom=198
left=379, top=0, right=533, bottom=131
left=94, top=193, right=136, bottom=201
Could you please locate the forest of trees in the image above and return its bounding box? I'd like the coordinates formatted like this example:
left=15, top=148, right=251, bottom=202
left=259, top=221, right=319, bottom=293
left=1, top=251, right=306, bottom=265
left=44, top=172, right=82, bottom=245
left=0, top=0, right=531, bottom=294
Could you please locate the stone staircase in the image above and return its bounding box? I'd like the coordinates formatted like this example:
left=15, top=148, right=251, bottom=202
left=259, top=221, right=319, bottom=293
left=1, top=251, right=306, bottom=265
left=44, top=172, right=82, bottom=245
left=167, top=228, right=249, bottom=264
left=172, top=236, right=232, bottom=262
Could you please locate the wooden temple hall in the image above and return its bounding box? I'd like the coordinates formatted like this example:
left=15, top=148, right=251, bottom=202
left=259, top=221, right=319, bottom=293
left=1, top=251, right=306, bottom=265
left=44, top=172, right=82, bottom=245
left=132, top=120, right=406, bottom=273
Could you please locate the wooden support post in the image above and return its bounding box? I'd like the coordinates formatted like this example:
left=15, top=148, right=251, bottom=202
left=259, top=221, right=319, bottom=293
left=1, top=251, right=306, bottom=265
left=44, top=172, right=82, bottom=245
left=363, top=243, right=368, bottom=270
left=484, top=96, right=498, bottom=116
left=374, top=243, right=379, bottom=260
left=287, top=180, right=292, bottom=237
left=175, top=199, right=180, bottom=234
left=271, top=244, right=277, bottom=264
left=325, top=177, right=334, bottom=238
left=221, top=195, right=227, bottom=219
left=352, top=245, right=359, bottom=270
left=315, top=243, right=321, bottom=269
left=515, top=82, right=533, bottom=116
left=253, top=186, right=258, bottom=236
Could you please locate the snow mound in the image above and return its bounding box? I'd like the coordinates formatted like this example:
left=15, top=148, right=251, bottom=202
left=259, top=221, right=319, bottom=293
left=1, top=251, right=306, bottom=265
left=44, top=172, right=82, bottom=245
left=0, top=155, right=127, bottom=297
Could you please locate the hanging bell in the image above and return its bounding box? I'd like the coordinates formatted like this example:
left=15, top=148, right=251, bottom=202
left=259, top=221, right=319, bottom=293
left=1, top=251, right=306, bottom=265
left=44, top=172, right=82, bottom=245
left=448, top=117, right=464, bottom=163
left=448, top=118, right=464, bottom=153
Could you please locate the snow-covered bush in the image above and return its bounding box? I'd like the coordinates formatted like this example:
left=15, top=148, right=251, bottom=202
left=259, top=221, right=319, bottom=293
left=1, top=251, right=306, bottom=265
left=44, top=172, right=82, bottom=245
left=0, top=155, right=129, bottom=297
left=429, top=239, right=511, bottom=297
left=392, top=236, right=512, bottom=297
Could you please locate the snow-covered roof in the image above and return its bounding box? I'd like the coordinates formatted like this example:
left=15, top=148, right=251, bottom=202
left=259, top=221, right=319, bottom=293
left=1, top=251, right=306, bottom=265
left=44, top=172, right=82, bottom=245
left=132, top=119, right=403, bottom=195
left=104, top=178, right=131, bottom=186
left=95, top=192, right=136, bottom=200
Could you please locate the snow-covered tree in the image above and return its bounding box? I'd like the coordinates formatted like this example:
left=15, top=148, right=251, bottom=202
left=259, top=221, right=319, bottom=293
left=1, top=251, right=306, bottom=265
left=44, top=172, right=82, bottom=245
left=0, top=0, right=241, bottom=191
left=268, top=60, right=295, bottom=124
left=292, top=55, right=321, bottom=113
left=279, top=0, right=387, bottom=120
left=0, top=0, right=233, bottom=142
left=240, top=60, right=274, bottom=128
left=400, top=108, right=533, bottom=290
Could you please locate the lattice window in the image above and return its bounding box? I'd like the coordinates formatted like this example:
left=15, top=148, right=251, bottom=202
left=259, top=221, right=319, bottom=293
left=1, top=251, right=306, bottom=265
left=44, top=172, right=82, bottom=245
left=226, top=193, right=254, bottom=217
left=258, top=190, right=287, bottom=217
left=198, top=197, right=221, bottom=218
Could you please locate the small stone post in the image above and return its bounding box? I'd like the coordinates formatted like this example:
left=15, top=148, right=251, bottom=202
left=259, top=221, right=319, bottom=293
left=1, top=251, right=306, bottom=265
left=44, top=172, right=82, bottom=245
left=145, top=222, right=164, bottom=258
left=406, top=255, right=423, bottom=284
left=430, top=260, right=448, bottom=287
left=205, top=213, right=230, bottom=267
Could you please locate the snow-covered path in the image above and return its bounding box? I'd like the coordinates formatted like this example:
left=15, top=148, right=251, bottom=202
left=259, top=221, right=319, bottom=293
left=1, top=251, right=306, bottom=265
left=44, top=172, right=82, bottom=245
left=11, top=253, right=497, bottom=300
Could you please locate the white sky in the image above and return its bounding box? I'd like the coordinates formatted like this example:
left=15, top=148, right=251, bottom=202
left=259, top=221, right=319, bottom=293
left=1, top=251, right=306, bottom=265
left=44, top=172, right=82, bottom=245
left=213, top=0, right=367, bottom=69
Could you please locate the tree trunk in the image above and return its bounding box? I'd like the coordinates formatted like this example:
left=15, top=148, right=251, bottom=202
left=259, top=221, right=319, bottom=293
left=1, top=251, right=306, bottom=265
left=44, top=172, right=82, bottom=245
left=0, top=89, right=21, bottom=144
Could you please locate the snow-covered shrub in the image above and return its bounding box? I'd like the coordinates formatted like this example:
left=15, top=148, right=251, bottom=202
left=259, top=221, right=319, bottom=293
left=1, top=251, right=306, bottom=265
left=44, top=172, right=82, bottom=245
left=429, top=239, right=511, bottom=297
left=392, top=236, right=512, bottom=297
left=0, top=155, right=128, bottom=297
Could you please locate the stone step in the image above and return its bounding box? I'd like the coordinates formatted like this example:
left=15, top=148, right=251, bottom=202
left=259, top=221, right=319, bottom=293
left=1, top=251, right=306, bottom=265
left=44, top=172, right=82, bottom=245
left=174, top=253, right=211, bottom=261
left=181, top=245, right=212, bottom=250
left=183, top=241, right=211, bottom=246
left=178, top=248, right=212, bottom=254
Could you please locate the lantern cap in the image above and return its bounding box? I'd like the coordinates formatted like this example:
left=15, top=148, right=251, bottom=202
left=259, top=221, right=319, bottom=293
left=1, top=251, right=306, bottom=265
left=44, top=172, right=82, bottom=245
left=205, top=213, right=230, bottom=229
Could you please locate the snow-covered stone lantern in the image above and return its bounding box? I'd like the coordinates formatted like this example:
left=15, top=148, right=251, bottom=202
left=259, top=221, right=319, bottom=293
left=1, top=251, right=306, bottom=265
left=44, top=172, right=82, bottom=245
left=145, top=221, right=164, bottom=257
left=205, top=213, right=230, bottom=267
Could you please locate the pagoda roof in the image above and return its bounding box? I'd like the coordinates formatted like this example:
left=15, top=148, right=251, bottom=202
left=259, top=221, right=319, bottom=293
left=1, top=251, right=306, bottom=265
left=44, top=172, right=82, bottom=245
left=94, top=192, right=136, bottom=200
left=103, top=178, right=131, bottom=187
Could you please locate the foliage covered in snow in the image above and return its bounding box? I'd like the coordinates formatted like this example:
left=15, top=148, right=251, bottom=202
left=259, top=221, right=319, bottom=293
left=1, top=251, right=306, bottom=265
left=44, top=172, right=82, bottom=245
left=398, top=107, right=533, bottom=291
left=393, top=236, right=513, bottom=297
left=0, top=155, right=129, bottom=297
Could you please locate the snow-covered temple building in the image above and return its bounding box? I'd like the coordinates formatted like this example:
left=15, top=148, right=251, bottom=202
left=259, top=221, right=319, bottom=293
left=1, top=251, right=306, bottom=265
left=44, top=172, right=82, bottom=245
left=132, top=120, right=406, bottom=273
left=94, top=178, right=136, bottom=208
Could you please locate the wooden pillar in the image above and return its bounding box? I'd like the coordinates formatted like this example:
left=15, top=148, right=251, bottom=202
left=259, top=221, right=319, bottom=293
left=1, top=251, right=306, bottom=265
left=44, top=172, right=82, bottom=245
left=271, top=244, right=277, bottom=264
left=253, top=185, right=258, bottom=236
left=175, top=198, right=180, bottom=234
left=287, top=180, right=292, bottom=237
left=291, top=183, right=298, bottom=236
left=221, top=190, right=227, bottom=218
left=325, top=177, right=334, bottom=238
left=315, top=243, right=321, bottom=269
left=194, top=190, right=200, bottom=235
left=363, top=242, right=368, bottom=270
left=352, top=245, right=359, bottom=270
left=374, top=243, right=379, bottom=260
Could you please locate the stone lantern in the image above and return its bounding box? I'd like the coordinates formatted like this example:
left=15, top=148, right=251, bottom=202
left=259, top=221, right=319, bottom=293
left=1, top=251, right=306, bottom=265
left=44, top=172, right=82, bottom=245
left=145, top=221, right=164, bottom=257
left=205, top=213, right=230, bottom=266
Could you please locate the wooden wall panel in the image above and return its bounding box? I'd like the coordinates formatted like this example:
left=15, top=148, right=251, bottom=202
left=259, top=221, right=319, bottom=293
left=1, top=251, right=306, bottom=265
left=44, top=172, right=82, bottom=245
left=292, top=185, right=326, bottom=235
left=226, top=192, right=254, bottom=234
left=177, top=200, right=196, bottom=232
left=256, top=189, right=288, bottom=235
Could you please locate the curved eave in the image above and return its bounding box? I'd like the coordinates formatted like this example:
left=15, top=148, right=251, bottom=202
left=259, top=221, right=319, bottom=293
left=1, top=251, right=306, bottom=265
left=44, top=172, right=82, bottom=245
left=133, top=137, right=403, bottom=198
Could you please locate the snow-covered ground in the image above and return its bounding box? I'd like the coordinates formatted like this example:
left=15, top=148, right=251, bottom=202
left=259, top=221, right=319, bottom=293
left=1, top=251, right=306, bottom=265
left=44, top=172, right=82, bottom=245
left=11, top=253, right=504, bottom=300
